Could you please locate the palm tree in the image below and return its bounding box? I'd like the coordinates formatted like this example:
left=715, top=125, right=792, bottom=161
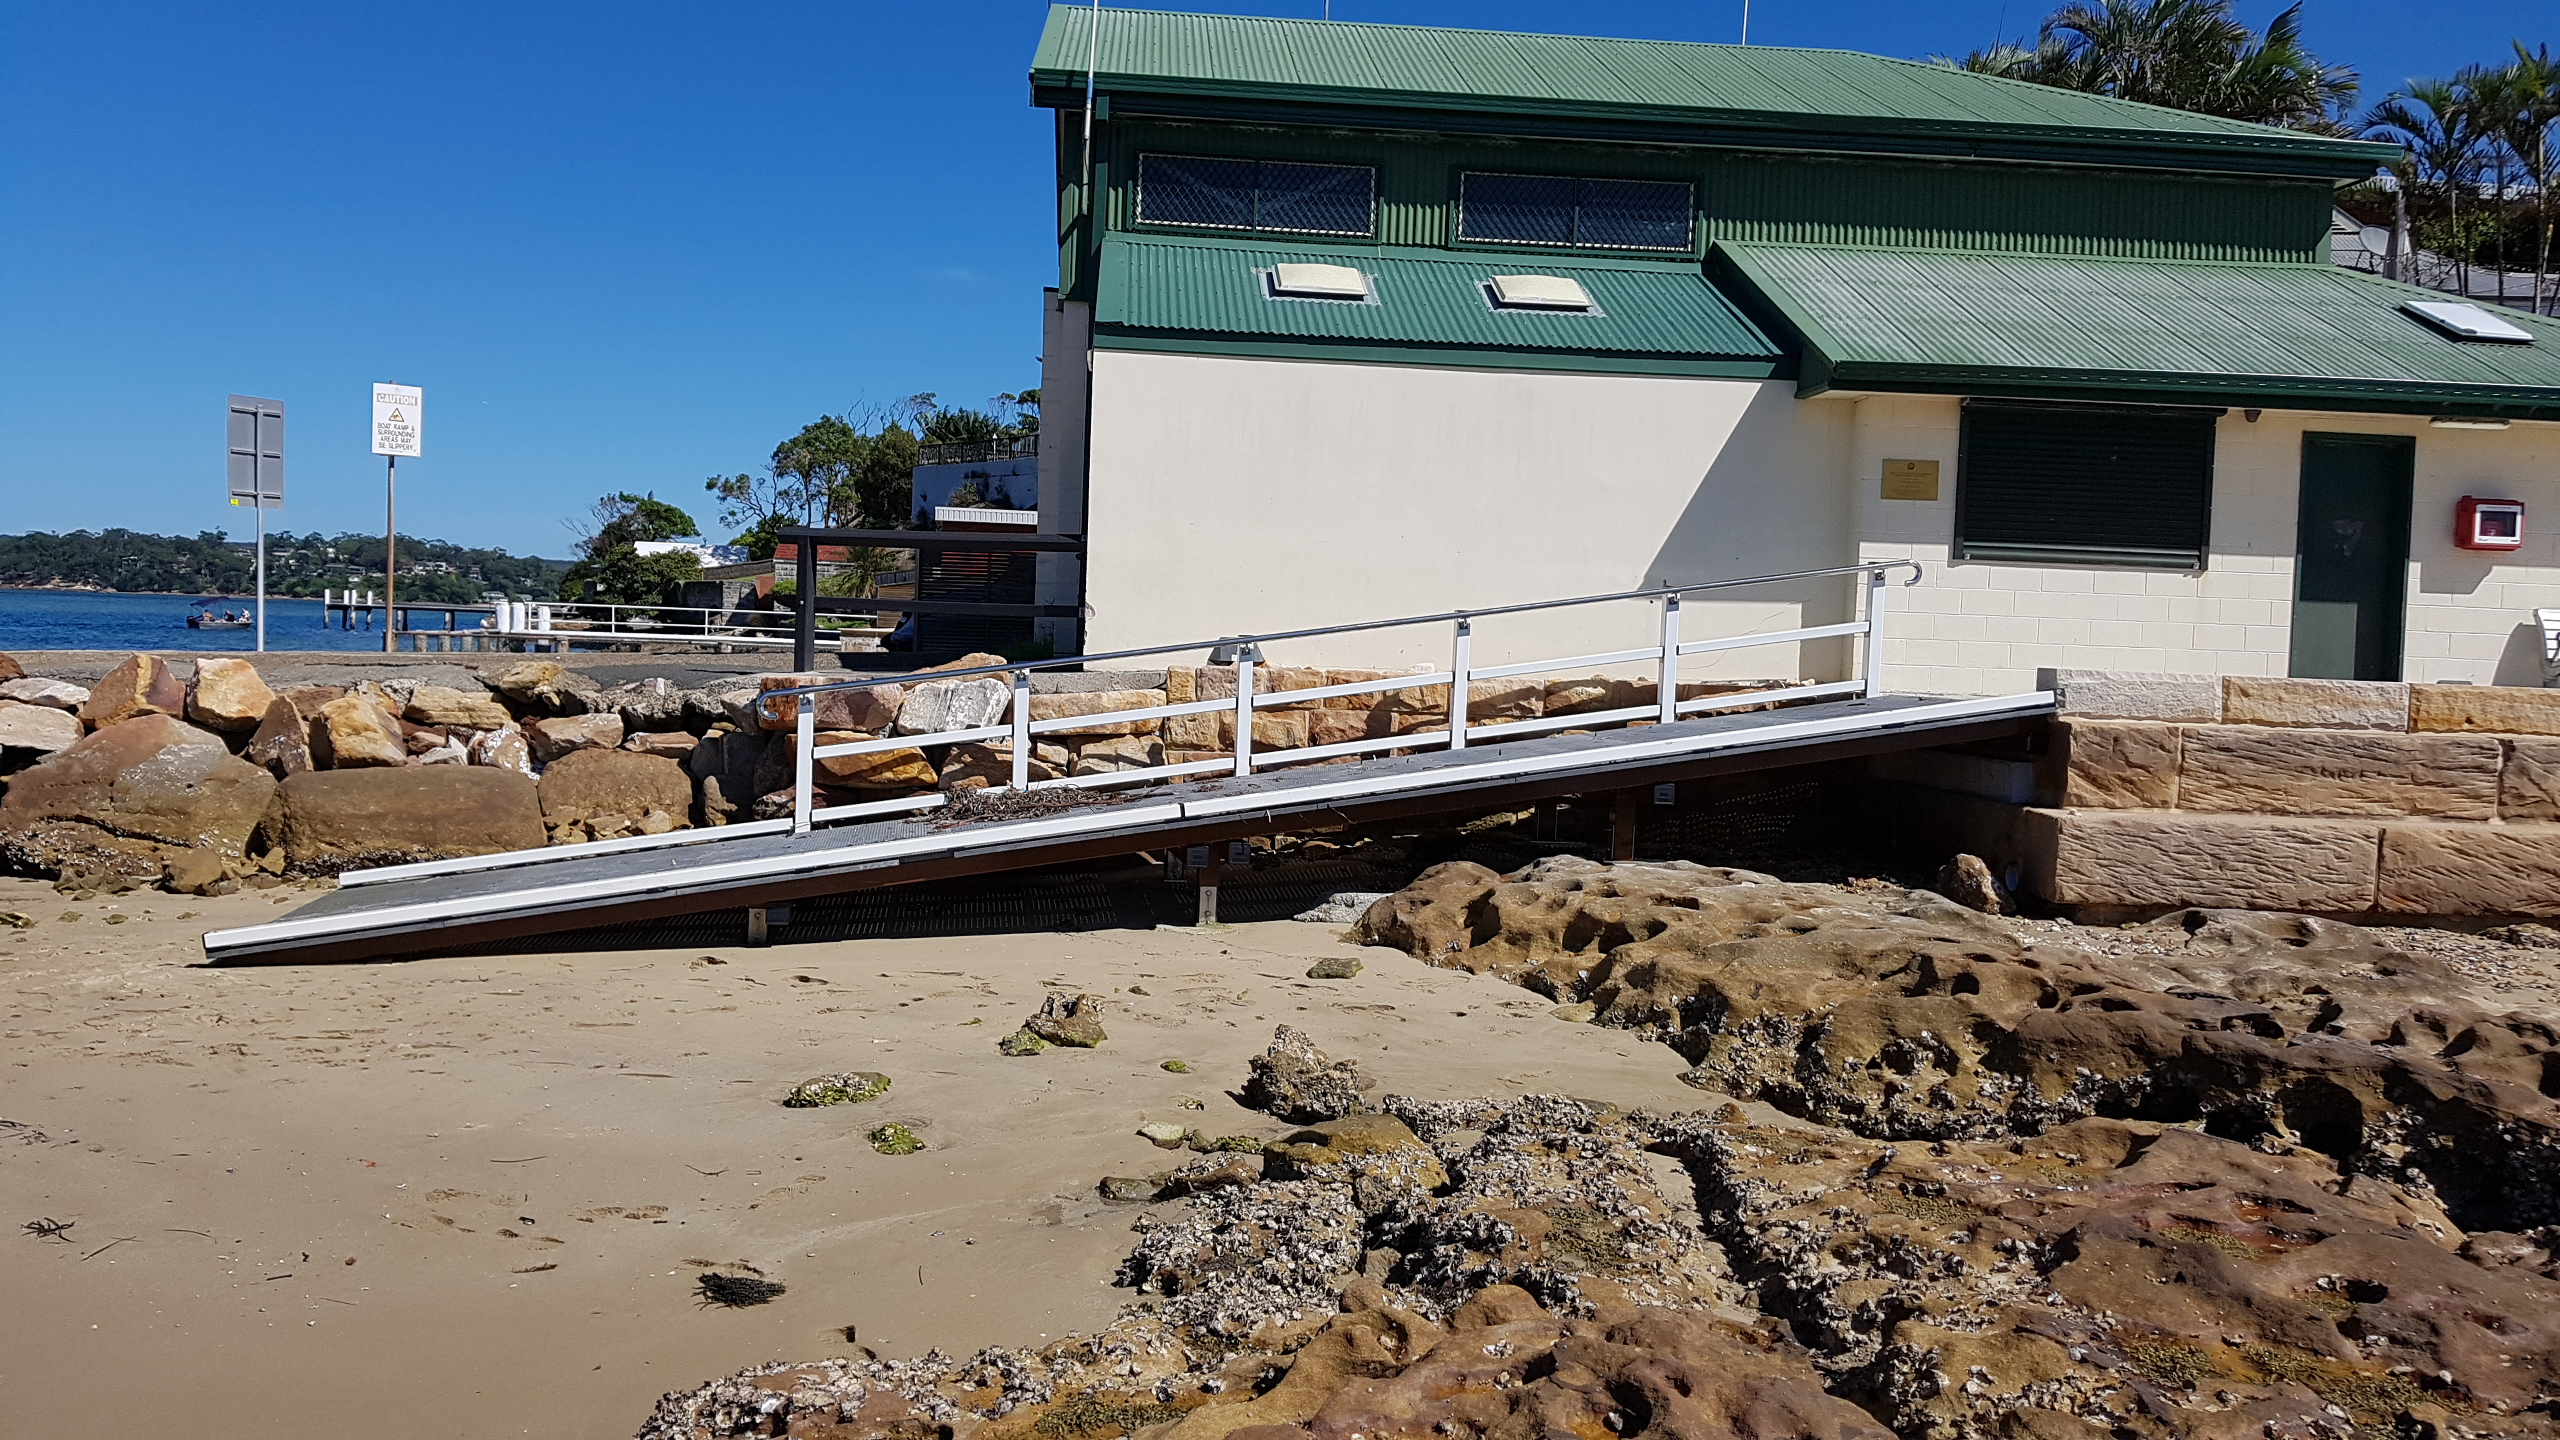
left=1953, top=0, right=2356, bottom=129
left=2497, top=44, right=2560, bottom=315
left=2364, top=79, right=2490, bottom=295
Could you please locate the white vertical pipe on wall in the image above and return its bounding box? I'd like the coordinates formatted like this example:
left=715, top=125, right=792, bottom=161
left=1863, top=569, right=1889, bottom=699
left=1231, top=660, right=1257, bottom=778
left=1657, top=594, right=1682, bottom=724
left=1010, top=670, right=1033, bottom=792
left=1447, top=618, right=1473, bottom=750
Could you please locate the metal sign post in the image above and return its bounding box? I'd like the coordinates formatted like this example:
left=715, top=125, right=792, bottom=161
left=370, top=383, right=423, bottom=653
left=226, top=395, right=285, bottom=652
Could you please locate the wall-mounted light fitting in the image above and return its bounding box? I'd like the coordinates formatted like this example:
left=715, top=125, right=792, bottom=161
left=2430, top=417, right=2512, bottom=430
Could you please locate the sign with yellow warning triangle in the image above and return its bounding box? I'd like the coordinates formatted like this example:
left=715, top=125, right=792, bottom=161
left=371, top=382, right=423, bottom=457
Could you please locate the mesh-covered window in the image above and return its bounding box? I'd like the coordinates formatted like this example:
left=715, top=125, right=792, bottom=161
left=1136, top=154, right=1374, bottom=236
left=1457, top=172, right=1692, bottom=251
left=1955, top=401, right=2218, bottom=569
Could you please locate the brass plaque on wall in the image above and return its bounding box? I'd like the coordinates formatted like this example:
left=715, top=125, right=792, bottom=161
left=1881, top=458, right=1941, bottom=501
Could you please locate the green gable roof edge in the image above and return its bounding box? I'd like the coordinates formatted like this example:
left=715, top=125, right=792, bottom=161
left=1031, top=6, right=2398, bottom=179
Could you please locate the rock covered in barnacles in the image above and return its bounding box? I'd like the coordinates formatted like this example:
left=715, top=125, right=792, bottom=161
left=1241, top=1025, right=1367, bottom=1123
left=1027, top=991, right=1108, bottom=1048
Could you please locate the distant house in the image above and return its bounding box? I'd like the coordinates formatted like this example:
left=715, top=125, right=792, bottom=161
left=1026, top=7, right=2560, bottom=691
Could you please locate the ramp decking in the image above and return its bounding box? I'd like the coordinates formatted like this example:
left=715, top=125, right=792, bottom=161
left=202, top=690, right=2051, bottom=963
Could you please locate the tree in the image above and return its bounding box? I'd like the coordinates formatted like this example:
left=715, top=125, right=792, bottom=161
left=2365, top=79, right=2492, bottom=293
left=2487, top=45, right=2560, bottom=314
left=1951, top=0, right=2357, bottom=129
left=921, top=406, right=1006, bottom=446
left=559, top=492, right=702, bottom=605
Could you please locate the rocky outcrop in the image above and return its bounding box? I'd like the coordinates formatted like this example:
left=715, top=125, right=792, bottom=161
left=1357, top=858, right=2560, bottom=1233
left=264, top=766, right=544, bottom=873
left=0, top=714, right=275, bottom=874
left=186, top=657, right=277, bottom=733
left=643, top=867, right=2560, bottom=1440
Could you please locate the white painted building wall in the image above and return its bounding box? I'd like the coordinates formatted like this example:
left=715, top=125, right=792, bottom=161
left=1078, top=348, right=1862, bottom=676
left=1062, top=338, right=2560, bottom=694
left=1850, top=395, right=2560, bottom=693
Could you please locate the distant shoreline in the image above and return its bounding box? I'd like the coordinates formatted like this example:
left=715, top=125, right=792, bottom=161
left=0, top=583, right=280, bottom=599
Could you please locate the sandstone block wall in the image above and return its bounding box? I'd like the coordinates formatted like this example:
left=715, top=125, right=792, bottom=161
left=2013, top=672, right=2560, bottom=917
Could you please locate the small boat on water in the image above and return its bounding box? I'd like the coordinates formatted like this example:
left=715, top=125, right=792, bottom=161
left=187, top=598, right=253, bottom=630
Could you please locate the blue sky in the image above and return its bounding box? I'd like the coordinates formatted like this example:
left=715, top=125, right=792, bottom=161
left=1, top=2, right=2545, bottom=558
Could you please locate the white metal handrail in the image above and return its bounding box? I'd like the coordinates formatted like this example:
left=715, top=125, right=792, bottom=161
left=764, top=560, right=1920, bottom=837
left=487, top=598, right=879, bottom=652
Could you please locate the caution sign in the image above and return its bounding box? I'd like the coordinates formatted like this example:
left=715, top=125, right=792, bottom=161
left=371, top=383, right=423, bottom=457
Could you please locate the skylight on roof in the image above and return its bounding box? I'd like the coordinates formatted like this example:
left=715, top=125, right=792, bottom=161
left=1487, top=274, right=1595, bottom=310
left=2403, top=299, right=2535, bottom=344
left=1268, top=262, right=1371, bottom=300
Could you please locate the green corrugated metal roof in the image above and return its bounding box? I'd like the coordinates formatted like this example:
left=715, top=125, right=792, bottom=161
left=1712, top=241, right=2560, bottom=418
left=1031, top=6, right=2394, bottom=174
left=1095, top=235, right=1782, bottom=372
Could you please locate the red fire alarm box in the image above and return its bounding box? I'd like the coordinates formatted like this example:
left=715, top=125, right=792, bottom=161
left=2456, top=496, right=2526, bottom=551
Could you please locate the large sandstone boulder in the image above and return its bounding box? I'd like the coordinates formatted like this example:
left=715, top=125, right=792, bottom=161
left=0, top=676, right=88, bottom=710
left=483, top=660, right=600, bottom=716
left=0, top=701, right=83, bottom=759
left=601, top=677, right=688, bottom=732
left=267, top=767, right=544, bottom=873
left=526, top=712, right=623, bottom=763
left=1026, top=689, right=1165, bottom=737
left=0, top=653, right=20, bottom=682
left=807, top=732, right=935, bottom=790
left=937, top=740, right=1066, bottom=791
left=403, top=685, right=513, bottom=730
left=313, top=692, right=409, bottom=769
left=753, top=675, right=909, bottom=734
left=243, top=697, right=314, bottom=777
left=466, top=724, right=534, bottom=776
left=892, top=676, right=1011, bottom=735
left=185, top=657, right=277, bottom=733
left=78, top=654, right=186, bottom=729
left=0, top=713, right=275, bottom=867
left=536, top=749, right=692, bottom=826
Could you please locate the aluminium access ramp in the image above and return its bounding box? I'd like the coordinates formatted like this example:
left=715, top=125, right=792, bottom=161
left=201, top=689, right=2052, bottom=963
left=201, top=560, right=2053, bottom=963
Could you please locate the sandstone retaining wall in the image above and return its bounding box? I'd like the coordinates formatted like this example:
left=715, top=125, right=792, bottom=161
left=2011, top=672, right=2560, bottom=917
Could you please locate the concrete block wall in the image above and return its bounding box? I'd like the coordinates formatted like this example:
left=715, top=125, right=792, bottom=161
left=2019, top=672, right=2560, bottom=917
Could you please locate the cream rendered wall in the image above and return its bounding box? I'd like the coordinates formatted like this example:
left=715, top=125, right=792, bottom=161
left=1851, top=395, right=2560, bottom=693
left=1081, top=350, right=1859, bottom=676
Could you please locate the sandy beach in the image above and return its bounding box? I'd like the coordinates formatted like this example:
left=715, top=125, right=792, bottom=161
left=0, top=874, right=1713, bottom=1439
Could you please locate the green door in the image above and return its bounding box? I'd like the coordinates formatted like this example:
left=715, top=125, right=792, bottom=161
left=2289, top=433, right=2413, bottom=681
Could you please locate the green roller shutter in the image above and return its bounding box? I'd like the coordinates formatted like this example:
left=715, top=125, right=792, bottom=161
left=1955, top=400, right=2217, bottom=569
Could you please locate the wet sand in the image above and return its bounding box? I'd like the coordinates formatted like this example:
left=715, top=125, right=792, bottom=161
left=0, top=876, right=1708, bottom=1439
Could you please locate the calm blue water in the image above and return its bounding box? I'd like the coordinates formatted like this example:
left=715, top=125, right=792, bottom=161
left=0, top=588, right=437, bottom=653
